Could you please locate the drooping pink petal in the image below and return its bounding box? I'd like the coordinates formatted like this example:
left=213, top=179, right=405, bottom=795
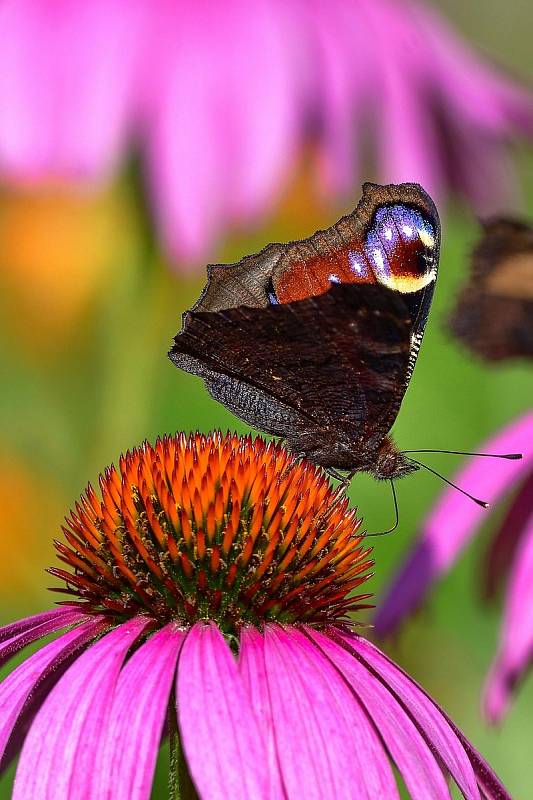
left=0, top=0, right=146, bottom=184
left=334, top=632, right=510, bottom=799
left=13, top=616, right=148, bottom=800
left=245, top=625, right=399, bottom=799
left=0, top=607, right=88, bottom=669
left=96, top=623, right=185, bottom=800
left=374, top=411, right=533, bottom=637
left=300, top=629, right=455, bottom=799
left=484, top=513, right=533, bottom=723
left=0, top=607, right=81, bottom=644
left=329, top=630, right=481, bottom=799
left=177, top=622, right=274, bottom=800
left=0, top=617, right=106, bottom=767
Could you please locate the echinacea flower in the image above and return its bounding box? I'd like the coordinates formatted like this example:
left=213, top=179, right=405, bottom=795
left=0, top=0, right=532, bottom=265
left=0, top=431, right=510, bottom=798
left=374, top=410, right=533, bottom=723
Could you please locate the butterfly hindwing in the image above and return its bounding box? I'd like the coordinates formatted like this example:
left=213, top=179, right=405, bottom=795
left=170, top=283, right=412, bottom=469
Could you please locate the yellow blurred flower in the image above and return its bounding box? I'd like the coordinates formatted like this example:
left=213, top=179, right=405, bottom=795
left=0, top=183, right=136, bottom=352
left=0, top=452, right=62, bottom=608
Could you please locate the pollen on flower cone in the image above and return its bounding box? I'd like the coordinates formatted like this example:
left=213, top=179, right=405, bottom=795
left=51, top=432, right=373, bottom=633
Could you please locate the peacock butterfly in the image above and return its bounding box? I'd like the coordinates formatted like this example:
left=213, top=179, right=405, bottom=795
left=449, top=217, right=533, bottom=362
left=169, top=183, right=440, bottom=482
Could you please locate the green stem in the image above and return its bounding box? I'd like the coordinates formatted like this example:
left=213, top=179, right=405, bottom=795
left=168, top=692, right=198, bottom=800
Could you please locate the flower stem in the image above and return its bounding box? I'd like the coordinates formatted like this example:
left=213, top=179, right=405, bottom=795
left=168, top=691, right=198, bottom=800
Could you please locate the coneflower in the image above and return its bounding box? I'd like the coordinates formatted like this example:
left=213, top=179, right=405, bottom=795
left=0, top=432, right=510, bottom=798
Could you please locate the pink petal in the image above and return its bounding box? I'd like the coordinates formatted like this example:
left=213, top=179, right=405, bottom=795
left=374, top=411, right=533, bottom=637
left=96, top=623, right=185, bottom=800
left=13, top=616, right=148, bottom=800
left=242, top=625, right=398, bottom=799
left=484, top=514, right=533, bottom=723
left=0, top=608, right=88, bottom=669
left=484, top=468, right=533, bottom=599
left=337, top=633, right=510, bottom=799
left=177, top=622, right=273, bottom=800
left=238, top=628, right=278, bottom=784
left=333, top=631, right=481, bottom=799
left=0, top=0, right=146, bottom=183
left=302, top=629, right=452, bottom=799
left=0, top=617, right=106, bottom=766
left=0, top=607, right=81, bottom=643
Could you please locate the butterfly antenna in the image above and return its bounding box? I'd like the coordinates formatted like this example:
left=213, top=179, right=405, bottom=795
left=406, top=457, right=489, bottom=508
left=402, top=449, right=522, bottom=460
left=366, top=480, right=399, bottom=537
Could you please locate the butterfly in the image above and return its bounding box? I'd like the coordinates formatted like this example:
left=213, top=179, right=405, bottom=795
left=170, top=182, right=440, bottom=483
left=449, top=217, right=533, bottom=362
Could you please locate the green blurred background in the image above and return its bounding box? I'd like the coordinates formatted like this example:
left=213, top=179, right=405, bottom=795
left=0, top=1, right=532, bottom=797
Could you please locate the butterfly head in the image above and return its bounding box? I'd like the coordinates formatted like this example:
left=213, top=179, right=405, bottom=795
left=371, top=437, right=419, bottom=481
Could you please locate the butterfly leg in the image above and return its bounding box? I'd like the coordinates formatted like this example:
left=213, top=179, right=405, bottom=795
left=365, top=481, right=399, bottom=537
left=325, top=467, right=352, bottom=484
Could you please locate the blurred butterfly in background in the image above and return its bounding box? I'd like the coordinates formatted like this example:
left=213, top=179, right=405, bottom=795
left=170, top=183, right=441, bottom=491
left=449, top=217, right=533, bottom=362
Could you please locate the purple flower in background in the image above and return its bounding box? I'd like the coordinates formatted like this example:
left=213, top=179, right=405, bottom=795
left=0, top=432, right=510, bottom=798
left=374, top=411, right=533, bottom=723
left=0, top=0, right=532, bottom=265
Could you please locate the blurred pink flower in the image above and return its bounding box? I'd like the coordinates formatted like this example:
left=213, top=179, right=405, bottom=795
left=0, top=0, right=532, bottom=266
left=374, top=411, right=533, bottom=723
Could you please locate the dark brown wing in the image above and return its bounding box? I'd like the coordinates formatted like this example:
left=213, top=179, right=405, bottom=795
left=449, top=218, right=533, bottom=362
left=170, top=283, right=412, bottom=469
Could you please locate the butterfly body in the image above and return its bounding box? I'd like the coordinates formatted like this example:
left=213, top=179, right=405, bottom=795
left=170, top=183, right=440, bottom=480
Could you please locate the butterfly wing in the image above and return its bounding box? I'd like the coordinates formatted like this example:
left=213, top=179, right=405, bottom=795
left=450, top=218, right=533, bottom=361
left=170, top=283, right=413, bottom=470
left=187, top=182, right=440, bottom=387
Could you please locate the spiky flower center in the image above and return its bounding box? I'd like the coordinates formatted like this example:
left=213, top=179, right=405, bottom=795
left=52, top=432, right=373, bottom=634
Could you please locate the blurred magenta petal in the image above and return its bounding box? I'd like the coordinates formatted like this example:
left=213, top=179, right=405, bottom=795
left=484, top=514, right=533, bottom=723
left=1, top=0, right=532, bottom=265
left=13, top=617, right=148, bottom=800
left=297, top=0, right=368, bottom=197
left=177, top=622, right=275, bottom=800
left=97, top=624, right=185, bottom=800
left=0, top=618, right=105, bottom=764
left=144, top=0, right=298, bottom=264
left=374, top=411, right=533, bottom=637
left=484, top=468, right=533, bottom=599
left=0, top=0, right=145, bottom=184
